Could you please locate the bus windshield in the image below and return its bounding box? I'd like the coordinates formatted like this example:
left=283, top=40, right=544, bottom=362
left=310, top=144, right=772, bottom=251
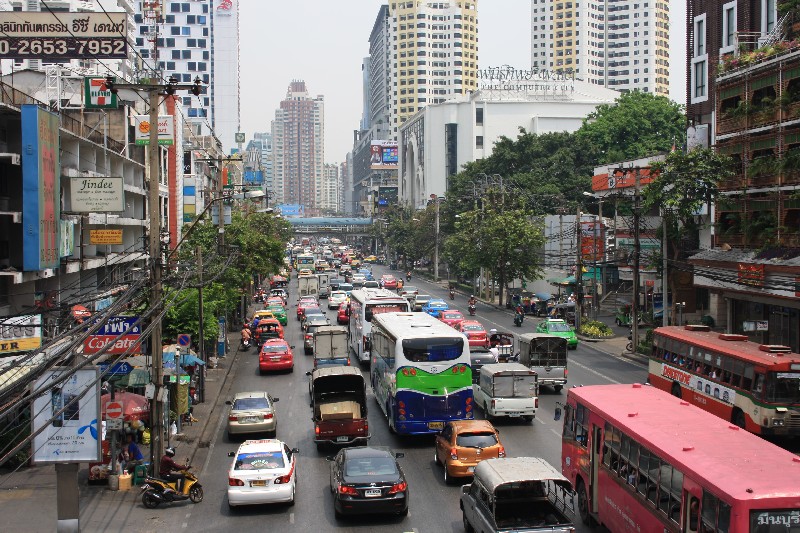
left=402, top=337, right=464, bottom=363
left=765, top=372, right=800, bottom=404
left=365, top=303, right=407, bottom=322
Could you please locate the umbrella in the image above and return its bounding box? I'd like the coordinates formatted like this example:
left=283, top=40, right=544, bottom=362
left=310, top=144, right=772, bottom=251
left=100, top=391, right=149, bottom=421
left=534, top=292, right=553, bottom=301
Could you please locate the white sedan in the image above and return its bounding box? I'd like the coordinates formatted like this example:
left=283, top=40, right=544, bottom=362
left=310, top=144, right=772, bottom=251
left=328, top=290, right=347, bottom=310
left=227, top=439, right=298, bottom=508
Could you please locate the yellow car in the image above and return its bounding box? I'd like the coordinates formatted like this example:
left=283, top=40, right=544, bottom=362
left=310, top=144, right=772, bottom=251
left=350, top=258, right=362, bottom=268
left=298, top=268, right=313, bottom=277
left=252, top=310, right=275, bottom=322
left=364, top=255, right=378, bottom=263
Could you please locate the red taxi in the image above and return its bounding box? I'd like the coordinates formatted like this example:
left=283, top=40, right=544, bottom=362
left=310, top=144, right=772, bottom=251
left=254, top=318, right=285, bottom=345
left=439, top=310, right=465, bottom=329
left=296, top=297, right=318, bottom=320
left=456, top=320, right=489, bottom=348
left=337, top=301, right=350, bottom=325
left=259, top=339, right=294, bottom=373
left=380, top=274, right=398, bottom=290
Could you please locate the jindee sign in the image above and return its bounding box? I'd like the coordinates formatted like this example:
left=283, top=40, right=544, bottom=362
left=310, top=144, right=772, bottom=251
left=70, top=177, right=124, bottom=212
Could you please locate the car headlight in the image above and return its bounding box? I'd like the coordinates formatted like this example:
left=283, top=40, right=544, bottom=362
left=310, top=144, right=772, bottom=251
left=772, top=418, right=785, bottom=426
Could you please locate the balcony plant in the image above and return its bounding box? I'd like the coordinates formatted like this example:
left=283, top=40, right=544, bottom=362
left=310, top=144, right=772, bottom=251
left=718, top=40, right=800, bottom=74
left=747, top=155, right=778, bottom=178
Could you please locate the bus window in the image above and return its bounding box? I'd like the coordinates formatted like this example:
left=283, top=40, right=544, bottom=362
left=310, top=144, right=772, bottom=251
left=742, top=364, right=754, bottom=391
left=765, top=372, right=800, bottom=403
left=658, top=463, right=673, bottom=513
left=620, top=434, right=630, bottom=473
left=625, top=441, right=639, bottom=486
left=668, top=470, right=683, bottom=524
left=562, top=404, right=575, bottom=440
left=717, top=501, right=730, bottom=533
left=752, top=373, right=765, bottom=397
left=402, top=338, right=463, bottom=362
left=688, top=496, right=700, bottom=533
left=645, top=455, right=660, bottom=504
left=575, top=404, right=589, bottom=448
left=702, top=490, right=718, bottom=532
left=637, top=448, right=649, bottom=496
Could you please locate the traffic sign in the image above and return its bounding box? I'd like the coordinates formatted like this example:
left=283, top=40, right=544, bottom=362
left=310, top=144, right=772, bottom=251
left=177, top=334, right=191, bottom=347
left=97, top=361, right=133, bottom=376
left=105, top=401, right=123, bottom=420
left=107, top=418, right=123, bottom=430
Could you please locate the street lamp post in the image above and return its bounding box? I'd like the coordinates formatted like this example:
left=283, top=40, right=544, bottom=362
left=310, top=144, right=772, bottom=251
left=433, top=195, right=441, bottom=282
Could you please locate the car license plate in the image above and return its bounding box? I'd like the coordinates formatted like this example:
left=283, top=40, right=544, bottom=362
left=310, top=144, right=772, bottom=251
left=242, top=416, right=258, bottom=423
left=336, top=436, right=349, bottom=442
left=364, top=489, right=382, bottom=497
left=251, top=480, right=266, bottom=487
left=508, top=413, right=521, bottom=417
left=270, top=356, right=281, bottom=361
left=428, top=422, right=444, bottom=430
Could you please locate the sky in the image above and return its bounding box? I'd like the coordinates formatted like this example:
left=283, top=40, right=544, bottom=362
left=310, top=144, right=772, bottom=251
left=240, top=0, right=686, bottom=163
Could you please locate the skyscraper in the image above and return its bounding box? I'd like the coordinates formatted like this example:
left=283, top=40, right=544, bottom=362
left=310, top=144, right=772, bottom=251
left=530, top=0, right=670, bottom=96
left=321, top=164, right=340, bottom=214
left=135, top=0, right=240, bottom=151
left=271, top=81, right=324, bottom=212
left=389, top=1, right=479, bottom=133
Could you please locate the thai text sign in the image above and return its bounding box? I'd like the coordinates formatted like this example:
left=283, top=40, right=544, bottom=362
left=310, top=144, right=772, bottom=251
left=133, top=115, right=175, bottom=145
left=84, top=316, right=141, bottom=354
left=32, top=368, right=101, bottom=464
left=70, top=177, right=124, bottom=212
left=84, top=77, right=118, bottom=109
left=21, top=105, right=60, bottom=271
left=478, top=65, right=575, bottom=95
left=0, top=12, right=127, bottom=59
left=90, top=229, right=123, bottom=245
left=737, top=263, right=765, bottom=287
left=0, top=314, right=42, bottom=354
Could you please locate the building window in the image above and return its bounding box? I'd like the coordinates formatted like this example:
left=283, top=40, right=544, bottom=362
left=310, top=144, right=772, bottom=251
left=691, top=13, right=708, bottom=104
left=721, top=1, right=737, bottom=52
left=762, top=0, right=777, bottom=34
left=476, top=135, right=484, bottom=149
left=694, top=15, right=705, bottom=56
left=476, top=107, right=483, bottom=125
left=694, top=60, right=706, bottom=98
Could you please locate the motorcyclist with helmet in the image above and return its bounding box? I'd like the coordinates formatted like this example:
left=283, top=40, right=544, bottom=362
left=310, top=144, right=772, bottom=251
left=160, top=447, right=189, bottom=491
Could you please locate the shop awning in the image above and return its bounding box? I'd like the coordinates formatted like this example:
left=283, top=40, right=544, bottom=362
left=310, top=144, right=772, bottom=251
left=534, top=292, right=553, bottom=301
left=162, top=351, right=205, bottom=368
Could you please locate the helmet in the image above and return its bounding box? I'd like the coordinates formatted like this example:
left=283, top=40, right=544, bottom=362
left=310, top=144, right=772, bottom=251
left=470, top=295, right=475, bottom=299
left=165, top=447, right=176, bottom=457
left=489, top=329, right=497, bottom=334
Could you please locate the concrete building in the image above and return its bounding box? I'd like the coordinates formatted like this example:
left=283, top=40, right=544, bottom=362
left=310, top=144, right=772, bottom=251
left=399, top=80, right=619, bottom=207
left=134, top=0, right=240, bottom=152
left=271, top=81, right=325, bottom=213
left=389, top=0, right=479, bottom=134
left=530, top=0, right=670, bottom=96
left=321, top=164, right=341, bottom=215
left=684, top=0, right=799, bottom=350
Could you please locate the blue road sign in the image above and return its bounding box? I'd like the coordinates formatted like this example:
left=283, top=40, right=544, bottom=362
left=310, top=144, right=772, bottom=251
left=177, top=333, right=191, bottom=347
left=98, top=361, right=133, bottom=376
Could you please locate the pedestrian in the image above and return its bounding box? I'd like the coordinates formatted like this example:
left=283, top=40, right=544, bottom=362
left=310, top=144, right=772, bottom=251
left=125, top=434, right=144, bottom=474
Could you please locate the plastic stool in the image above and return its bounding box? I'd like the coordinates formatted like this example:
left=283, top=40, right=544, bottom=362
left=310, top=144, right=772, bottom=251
left=133, top=463, right=150, bottom=486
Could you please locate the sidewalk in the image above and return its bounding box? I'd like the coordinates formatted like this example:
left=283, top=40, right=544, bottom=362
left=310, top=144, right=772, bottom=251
left=0, top=306, right=254, bottom=532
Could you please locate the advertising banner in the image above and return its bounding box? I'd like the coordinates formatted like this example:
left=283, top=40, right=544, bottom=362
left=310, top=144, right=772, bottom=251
left=89, top=229, right=123, bottom=245
left=580, top=221, right=604, bottom=262
left=84, top=77, right=118, bottom=109
left=370, top=140, right=398, bottom=170
left=21, top=105, right=60, bottom=271
left=133, top=115, right=175, bottom=145
left=32, top=368, right=101, bottom=464
left=60, top=219, right=75, bottom=258
left=376, top=186, right=398, bottom=207
left=243, top=170, right=264, bottom=185
left=83, top=316, right=142, bottom=355
left=0, top=314, right=42, bottom=354
left=277, top=204, right=304, bottom=217
left=0, top=12, right=127, bottom=60
left=70, top=177, right=124, bottom=212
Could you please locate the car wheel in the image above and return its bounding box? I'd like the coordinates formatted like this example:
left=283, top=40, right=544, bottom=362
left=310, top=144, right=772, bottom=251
left=288, top=485, right=295, bottom=506
left=523, top=415, right=534, bottom=423
left=443, top=465, right=451, bottom=485
left=554, top=385, right=563, bottom=394
left=434, top=447, right=440, bottom=465
left=463, top=512, right=474, bottom=533
left=397, top=506, right=409, bottom=517
left=316, top=442, right=326, bottom=453
left=577, top=479, right=595, bottom=526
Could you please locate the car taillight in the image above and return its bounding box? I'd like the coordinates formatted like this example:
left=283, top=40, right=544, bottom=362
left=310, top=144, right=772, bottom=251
left=535, top=397, right=539, bottom=408
left=338, top=484, right=358, bottom=496
left=305, top=334, right=312, bottom=341
left=275, top=461, right=294, bottom=484
left=315, top=424, right=320, bottom=436
left=388, top=481, right=407, bottom=494
left=491, top=399, right=496, bottom=409
left=264, top=413, right=273, bottom=419
left=498, top=446, right=506, bottom=458
left=450, top=447, right=458, bottom=460
left=564, top=368, right=568, bottom=377
left=228, top=415, right=238, bottom=421
left=228, top=478, right=244, bottom=486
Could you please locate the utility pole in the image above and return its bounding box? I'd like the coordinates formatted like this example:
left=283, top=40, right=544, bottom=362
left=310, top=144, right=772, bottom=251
left=575, top=204, right=583, bottom=332
left=592, top=212, right=599, bottom=321
left=631, top=169, right=642, bottom=353
left=217, top=157, right=225, bottom=255
left=433, top=195, right=440, bottom=282
left=662, top=214, right=669, bottom=327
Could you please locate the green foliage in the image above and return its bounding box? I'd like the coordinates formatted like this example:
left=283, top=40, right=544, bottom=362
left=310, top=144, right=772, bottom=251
left=575, top=91, right=686, bottom=164
left=579, top=320, right=613, bottom=337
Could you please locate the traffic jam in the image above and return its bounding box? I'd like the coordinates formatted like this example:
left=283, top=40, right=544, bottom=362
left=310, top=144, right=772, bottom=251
left=214, top=240, right=800, bottom=532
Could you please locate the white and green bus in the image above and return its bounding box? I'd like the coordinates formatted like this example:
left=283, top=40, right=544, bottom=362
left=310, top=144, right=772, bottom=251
left=370, top=312, right=474, bottom=435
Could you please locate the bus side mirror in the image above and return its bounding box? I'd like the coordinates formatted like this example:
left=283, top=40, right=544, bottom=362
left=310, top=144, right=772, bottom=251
left=554, top=407, right=562, bottom=421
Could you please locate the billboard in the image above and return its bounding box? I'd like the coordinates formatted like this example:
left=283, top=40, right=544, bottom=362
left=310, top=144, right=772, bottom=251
left=0, top=314, right=42, bottom=354
left=376, top=186, right=398, bottom=207
left=22, top=105, right=60, bottom=271
left=370, top=140, right=398, bottom=170
left=32, top=368, right=101, bottom=464
left=84, top=77, right=118, bottom=109
left=0, top=12, right=127, bottom=60
left=243, top=170, right=264, bottom=185
left=89, top=230, right=123, bottom=245
left=580, top=221, right=604, bottom=262
left=83, top=316, right=142, bottom=355
left=133, top=115, right=175, bottom=145
left=70, top=177, right=124, bottom=212
left=277, top=204, right=304, bottom=217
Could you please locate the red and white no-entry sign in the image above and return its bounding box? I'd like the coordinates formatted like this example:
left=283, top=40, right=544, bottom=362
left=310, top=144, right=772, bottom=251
left=105, top=401, right=124, bottom=420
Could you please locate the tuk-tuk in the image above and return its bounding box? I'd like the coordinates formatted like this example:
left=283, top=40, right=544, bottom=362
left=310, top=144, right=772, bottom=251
left=517, top=333, right=568, bottom=393
left=549, top=302, right=576, bottom=326
left=489, top=331, right=515, bottom=363
left=254, top=321, right=284, bottom=345
left=614, top=302, right=643, bottom=327
left=269, top=275, right=288, bottom=289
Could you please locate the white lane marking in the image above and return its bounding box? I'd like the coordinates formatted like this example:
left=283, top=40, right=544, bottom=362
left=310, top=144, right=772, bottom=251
left=200, top=403, right=231, bottom=476
left=569, top=359, right=622, bottom=384
left=181, top=522, right=188, bottom=529
left=550, top=428, right=561, bottom=437
left=535, top=417, right=545, bottom=425
left=289, top=513, right=295, bottom=524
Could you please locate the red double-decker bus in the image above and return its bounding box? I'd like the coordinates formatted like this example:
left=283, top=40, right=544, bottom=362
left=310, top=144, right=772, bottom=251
left=559, top=384, right=800, bottom=533
left=648, top=325, right=800, bottom=436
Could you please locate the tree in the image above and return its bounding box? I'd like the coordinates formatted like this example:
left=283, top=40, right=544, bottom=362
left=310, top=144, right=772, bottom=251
left=576, top=91, right=686, bottom=164
left=444, top=208, right=545, bottom=306
left=644, top=148, right=734, bottom=323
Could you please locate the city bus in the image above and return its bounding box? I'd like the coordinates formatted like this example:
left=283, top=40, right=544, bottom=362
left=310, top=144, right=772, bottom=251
left=370, top=312, right=473, bottom=434
left=648, top=325, right=800, bottom=436
left=557, top=383, right=800, bottom=532
left=347, top=289, right=410, bottom=364
left=295, top=253, right=315, bottom=272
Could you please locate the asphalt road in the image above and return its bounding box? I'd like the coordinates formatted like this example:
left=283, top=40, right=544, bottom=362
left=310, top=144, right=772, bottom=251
left=184, top=265, right=649, bottom=532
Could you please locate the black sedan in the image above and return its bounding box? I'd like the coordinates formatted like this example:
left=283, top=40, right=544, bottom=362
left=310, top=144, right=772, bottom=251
left=328, top=446, right=408, bottom=518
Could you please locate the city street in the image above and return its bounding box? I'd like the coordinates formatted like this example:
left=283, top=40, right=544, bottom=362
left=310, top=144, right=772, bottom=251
left=182, top=265, right=648, bottom=532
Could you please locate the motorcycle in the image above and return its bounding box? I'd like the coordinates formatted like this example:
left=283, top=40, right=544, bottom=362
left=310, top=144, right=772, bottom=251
left=449, top=289, right=455, bottom=300
left=468, top=304, right=476, bottom=316
left=240, top=337, right=251, bottom=351
left=514, top=312, right=524, bottom=327
left=406, top=272, right=412, bottom=281
left=141, top=467, right=203, bottom=508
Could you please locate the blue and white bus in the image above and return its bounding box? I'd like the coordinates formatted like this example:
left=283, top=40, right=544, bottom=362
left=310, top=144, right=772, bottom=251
left=348, top=289, right=410, bottom=364
left=370, top=312, right=474, bottom=435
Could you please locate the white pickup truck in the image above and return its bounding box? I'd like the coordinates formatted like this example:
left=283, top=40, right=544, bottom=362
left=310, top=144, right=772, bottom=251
left=473, top=363, right=538, bottom=422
